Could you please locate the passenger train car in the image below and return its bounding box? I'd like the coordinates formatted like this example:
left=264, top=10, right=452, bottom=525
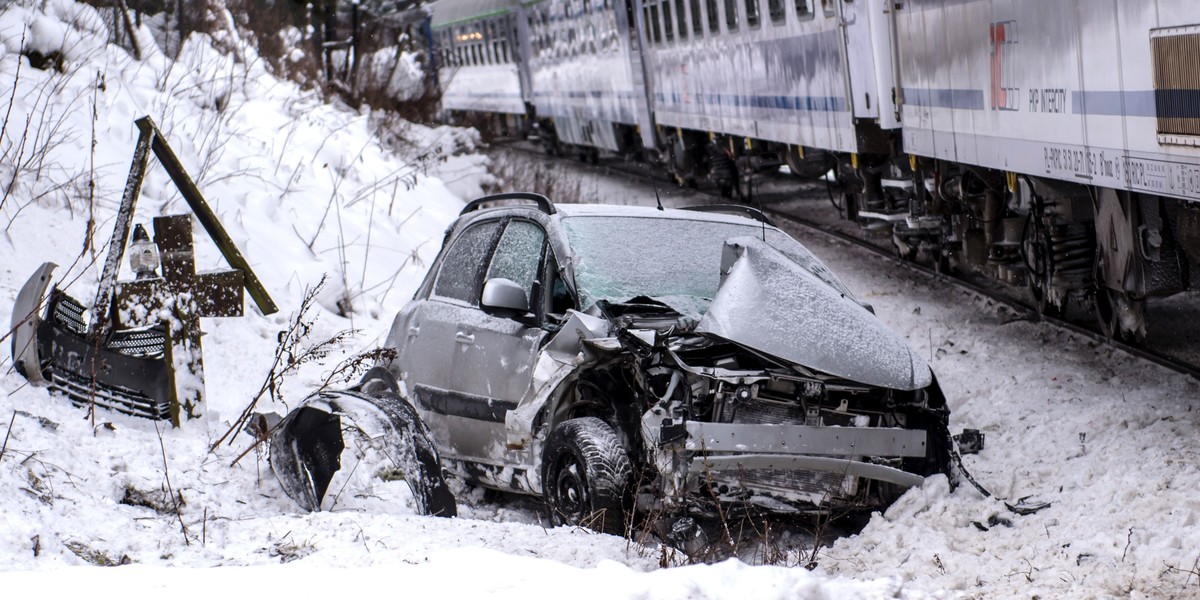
left=526, top=0, right=655, bottom=157
left=423, top=0, right=1200, bottom=341
left=430, top=0, right=530, bottom=129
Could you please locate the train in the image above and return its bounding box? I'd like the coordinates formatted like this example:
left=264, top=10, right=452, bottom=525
left=424, top=0, right=1200, bottom=341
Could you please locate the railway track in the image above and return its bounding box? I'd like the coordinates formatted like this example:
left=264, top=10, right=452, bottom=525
left=495, top=141, right=1200, bottom=383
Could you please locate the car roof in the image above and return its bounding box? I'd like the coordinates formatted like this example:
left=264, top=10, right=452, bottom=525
left=553, top=203, right=771, bottom=227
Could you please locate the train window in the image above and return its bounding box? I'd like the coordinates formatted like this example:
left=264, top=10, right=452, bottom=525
left=649, top=4, right=663, bottom=44
left=690, top=0, right=703, bottom=35
left=583, top=0, right=591, bottom=13
left=662, top=0, right=674, bottom=42
left=744, top=0, right=759, bottom=27
left=724, top=0, right=738, bottom=31
left=768, top=0, right=784, bottom=23
left=821, top=0, right=834, bottom=16
left=675, top=0, right=688, bottom=39
left=706, top=0, right=720, bottom=33
left=795, top=0, right=812, bottom=19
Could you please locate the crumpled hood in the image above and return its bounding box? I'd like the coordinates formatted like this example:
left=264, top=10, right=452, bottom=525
left=695, top=237, right=932, bottom=390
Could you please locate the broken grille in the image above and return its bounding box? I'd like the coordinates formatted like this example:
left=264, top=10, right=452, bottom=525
left=47, top=369, right=170, bottom=421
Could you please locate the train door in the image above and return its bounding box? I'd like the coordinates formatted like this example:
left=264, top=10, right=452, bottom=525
left=619, top=0, right=658, bottom=150
left=837, top=0, right=899, bottom=134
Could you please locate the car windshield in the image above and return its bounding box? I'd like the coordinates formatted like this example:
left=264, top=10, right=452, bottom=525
left=562, top=214, right=854, bottom=315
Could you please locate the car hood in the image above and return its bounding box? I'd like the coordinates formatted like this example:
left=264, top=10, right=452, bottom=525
left=694, top=236, right=932, bottom=390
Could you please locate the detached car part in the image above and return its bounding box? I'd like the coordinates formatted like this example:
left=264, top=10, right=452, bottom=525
left=270, top=369, right=457, bottom=517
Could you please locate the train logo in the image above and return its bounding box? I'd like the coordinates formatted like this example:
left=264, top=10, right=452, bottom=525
left=990, top=20, right=1020, bottom=112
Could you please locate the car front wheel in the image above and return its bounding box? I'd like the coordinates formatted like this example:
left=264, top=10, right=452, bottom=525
left=542, top=417, right=632, bottom=536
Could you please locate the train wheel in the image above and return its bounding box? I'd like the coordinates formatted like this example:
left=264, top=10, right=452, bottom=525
left=1095, top=286, right=1145, bottom=343
left=891, top=235, right=917, bottom=262
left=933, top=250, right=952, bottom=274
left=1027, top=275, right=1061, bottom=318
left=718, top=183, right=733, bottom=198
left=736, top=176, right=753, bottom=202
left=843, top=192, right=859, bottom=221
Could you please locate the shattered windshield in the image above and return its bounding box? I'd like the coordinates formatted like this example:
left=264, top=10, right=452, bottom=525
left=563, top=214, right=853, bottom=316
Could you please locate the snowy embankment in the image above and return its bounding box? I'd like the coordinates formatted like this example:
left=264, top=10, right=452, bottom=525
left=2, top=2, right=1199, bottom=598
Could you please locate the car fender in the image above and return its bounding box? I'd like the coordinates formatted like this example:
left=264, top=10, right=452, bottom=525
left=504, top=309, right=611, bottom=450
left=270, top=388, right=457, bottom=517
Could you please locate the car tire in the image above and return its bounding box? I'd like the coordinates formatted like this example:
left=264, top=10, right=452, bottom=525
left=542, top=417, right=632, bottom=536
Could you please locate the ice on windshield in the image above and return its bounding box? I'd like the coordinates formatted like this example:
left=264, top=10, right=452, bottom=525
left=563, top=214, right=854, bottom=315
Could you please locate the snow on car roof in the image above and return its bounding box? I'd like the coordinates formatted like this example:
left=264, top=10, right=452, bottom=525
left=554, top=202, right=769, bottom=227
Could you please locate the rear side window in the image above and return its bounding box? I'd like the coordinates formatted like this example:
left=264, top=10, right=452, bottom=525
left=433, top=221, right=502, bottom=303
left=486, top=220, right=547, bottom=300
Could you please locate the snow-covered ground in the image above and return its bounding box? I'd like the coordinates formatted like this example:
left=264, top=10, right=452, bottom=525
left=2, top=2, right=1199, bottom=598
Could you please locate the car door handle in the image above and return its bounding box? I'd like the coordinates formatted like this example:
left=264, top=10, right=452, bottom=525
left=455, top=332, right=475, bottom=344
left=407, top=325, right=420, bottom=336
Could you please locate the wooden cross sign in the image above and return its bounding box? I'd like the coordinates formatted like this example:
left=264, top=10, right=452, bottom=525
left=113, top=215, right=245, bottom=424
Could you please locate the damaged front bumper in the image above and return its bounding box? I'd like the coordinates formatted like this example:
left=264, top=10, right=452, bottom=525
left=682, top=421, right=929, bottom=488
left=641, top=410, right=935, bottom=510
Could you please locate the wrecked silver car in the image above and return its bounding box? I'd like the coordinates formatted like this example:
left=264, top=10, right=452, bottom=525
left=272, top=193, right=951, bottom=534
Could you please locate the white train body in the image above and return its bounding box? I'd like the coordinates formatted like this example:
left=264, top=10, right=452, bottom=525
left=642, top=0, right=899, bottom=154
left=526, top=0, right=655, bottom=152
left=898, top=0, right=1200, bottom=203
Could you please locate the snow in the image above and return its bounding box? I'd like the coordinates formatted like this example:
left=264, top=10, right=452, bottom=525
left=2, top=2, right=1200, bottom=598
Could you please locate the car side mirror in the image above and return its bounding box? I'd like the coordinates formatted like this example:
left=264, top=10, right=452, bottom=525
left=481, top=277, right=529, bottom=317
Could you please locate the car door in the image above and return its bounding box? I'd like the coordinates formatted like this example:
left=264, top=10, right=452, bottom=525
left=398, top=219, right=503, bottom=456
left=447, top=219, right=551, bottom=463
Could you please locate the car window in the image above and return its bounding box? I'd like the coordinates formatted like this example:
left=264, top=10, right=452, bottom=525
left=433, top=221, right=502, bottom=303
left=563, top=215, right=854, bottom=312
left=485, top=220, right=546, bottom=303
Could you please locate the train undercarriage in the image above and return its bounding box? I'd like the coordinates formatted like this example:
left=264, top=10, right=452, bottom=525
left=828, top=152, right=1198, bottom=342
left=854, top=155, right=1199, bottom=343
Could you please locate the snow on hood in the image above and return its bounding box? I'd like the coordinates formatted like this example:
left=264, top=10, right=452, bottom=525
left=696, top=237, right=932, bottom=390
